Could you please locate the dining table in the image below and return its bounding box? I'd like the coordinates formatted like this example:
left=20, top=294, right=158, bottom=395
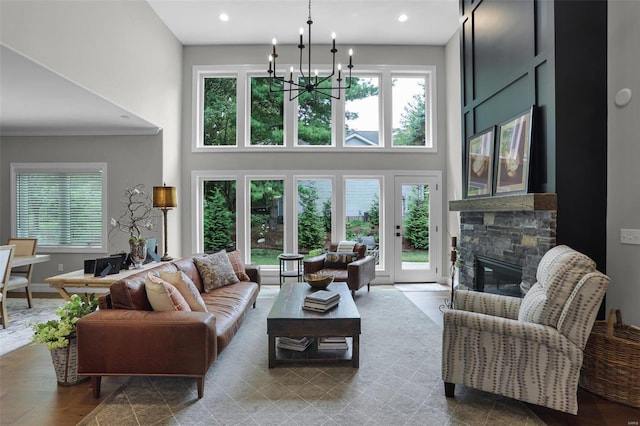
left=12, top=254, right=51, bottom=268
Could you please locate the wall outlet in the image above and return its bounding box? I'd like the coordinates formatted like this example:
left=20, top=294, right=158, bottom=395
left=620, top=229, right=640, bottom=245
left=58, top=263, right=64, bottom=272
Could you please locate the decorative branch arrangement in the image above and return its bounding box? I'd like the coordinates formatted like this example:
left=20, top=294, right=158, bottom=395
left=109, top=184, right=156, bottom=244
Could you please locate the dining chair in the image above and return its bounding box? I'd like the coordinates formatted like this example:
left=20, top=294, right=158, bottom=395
left=6, top=238, right=37, bottom=309
left=0, top=244, right=29, bottom=328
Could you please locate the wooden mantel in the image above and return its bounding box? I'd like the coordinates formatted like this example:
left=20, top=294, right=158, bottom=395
left=449, top=193, right=557, bottom=212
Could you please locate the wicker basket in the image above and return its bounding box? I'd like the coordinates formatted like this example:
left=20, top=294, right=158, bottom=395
left=49, top=338, right=89, bottom=386
left=579, top=308, right=640, bottom=408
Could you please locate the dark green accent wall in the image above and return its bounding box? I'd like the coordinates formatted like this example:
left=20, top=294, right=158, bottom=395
left=459, top=0, right=607, bottom=275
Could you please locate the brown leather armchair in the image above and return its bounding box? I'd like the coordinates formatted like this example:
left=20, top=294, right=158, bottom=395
left=303, top=242, right=376, bottom=297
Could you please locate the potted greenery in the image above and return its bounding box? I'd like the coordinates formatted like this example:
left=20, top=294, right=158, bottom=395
left=31, top=294, right=99, bottom=386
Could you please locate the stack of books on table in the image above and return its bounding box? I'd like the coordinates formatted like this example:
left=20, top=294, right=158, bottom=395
left=302, top=290, right=340, bottom=312
left=277, top=336, right=313, bottom=352
left=317, top=337, right=349, bottom=351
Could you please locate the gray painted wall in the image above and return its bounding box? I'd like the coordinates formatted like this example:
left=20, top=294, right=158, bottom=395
left=607, top=1, right=640, bottom=326
left=0, top=135, right=163, bottom=286
left=0, top=0, right=183, bottom=261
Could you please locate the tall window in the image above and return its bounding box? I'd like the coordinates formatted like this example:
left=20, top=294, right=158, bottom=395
left=250, top=77, right=284, bottom=146
left=12, top=163, right=107, bottom=252
left=203, top=180, right=236, bottom=252
left=194, top=66, right=435, bottom=150
left=249, top=179, right=284, bottom=264
left=345, top=76, right=380, bottom=147
left=345, top=178, right=381, bottom=246
left=297, top=78, right=333, bottom=146
left=203, top=77, right=237, bottom=146
left=392, top=76, right=427, bottom=147
left=297, top=179, right=333, bottom=253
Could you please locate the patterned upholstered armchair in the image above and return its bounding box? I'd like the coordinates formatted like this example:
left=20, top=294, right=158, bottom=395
left=441, top=245, right=610, bottom=414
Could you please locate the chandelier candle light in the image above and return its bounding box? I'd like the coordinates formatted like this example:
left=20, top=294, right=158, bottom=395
left=153, top=184, right=177, bottom=261
left=267, top=0, right=353, bottom=100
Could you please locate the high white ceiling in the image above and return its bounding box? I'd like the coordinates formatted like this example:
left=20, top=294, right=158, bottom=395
left=0, top=46, right=160, bottom=137
left=146, top=0, right=460, bottom=46
left=0, top=0, right=459, bottom=137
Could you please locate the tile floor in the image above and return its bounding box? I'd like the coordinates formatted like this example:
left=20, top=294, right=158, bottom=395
left=394, top=283, right=451, bottom=328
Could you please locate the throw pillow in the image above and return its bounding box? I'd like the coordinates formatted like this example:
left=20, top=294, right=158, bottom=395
left=336, top=241, right=357, bottom=252
left=145, top=273, right=191, bottom=312
left=159, top=270, right=208, bottom=312
left=227, top=250, right=250, bottom=281
left=324, top=252, right=358, bottom=269
left=193, top=250, right=239, bottom=292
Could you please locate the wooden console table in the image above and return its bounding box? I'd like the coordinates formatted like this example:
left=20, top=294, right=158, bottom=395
left=46, top=261, right=161, bottom=300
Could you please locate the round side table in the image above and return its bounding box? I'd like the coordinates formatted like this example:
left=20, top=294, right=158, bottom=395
left=277, top=254, right=304, bottom=287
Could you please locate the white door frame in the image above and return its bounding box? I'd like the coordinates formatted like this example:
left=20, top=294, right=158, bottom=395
left=393, top=174, right=441, bottom=283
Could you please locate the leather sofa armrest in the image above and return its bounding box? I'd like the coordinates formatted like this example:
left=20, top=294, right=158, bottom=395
left=245, top=263, right=261, bottom=286
left=303, top=255, right=326, bottom=274
left=77, top=310, right=217, bottom=376
left=347, top=255, right=376, bottom=291
left=98, top=293, right=113, bottom=310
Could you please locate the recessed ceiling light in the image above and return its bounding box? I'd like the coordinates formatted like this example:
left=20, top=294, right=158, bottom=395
left=398, top=14, right=408, bottom=23
left=219, top=13, right=229, bottom=22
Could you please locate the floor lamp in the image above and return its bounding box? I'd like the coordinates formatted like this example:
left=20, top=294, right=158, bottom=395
left=153, top=184, right=177, bottom=261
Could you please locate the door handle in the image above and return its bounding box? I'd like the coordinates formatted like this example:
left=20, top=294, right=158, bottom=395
left=396, top=232, right=401, bottom=237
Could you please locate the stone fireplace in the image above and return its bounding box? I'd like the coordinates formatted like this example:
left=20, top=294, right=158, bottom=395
left=449, top=194, right=557, bottom=295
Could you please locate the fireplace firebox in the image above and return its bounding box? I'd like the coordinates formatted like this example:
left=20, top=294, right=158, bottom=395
left=475, top=256, right=523, bottom=297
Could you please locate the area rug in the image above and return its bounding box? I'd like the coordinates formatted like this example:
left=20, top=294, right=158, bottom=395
left=78, top=286, right=544, bottom=425
left=0, top=297, right=63, bottom=356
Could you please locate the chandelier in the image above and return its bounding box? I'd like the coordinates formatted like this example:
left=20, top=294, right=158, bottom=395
left=267, top=0, right=353, bottom=101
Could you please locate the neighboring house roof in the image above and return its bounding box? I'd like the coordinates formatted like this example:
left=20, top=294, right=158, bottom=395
left=345, top=131, right=379, bottom=146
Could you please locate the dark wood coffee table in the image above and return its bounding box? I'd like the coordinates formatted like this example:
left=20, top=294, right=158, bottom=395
left=267, top=282, right=361, bottom=368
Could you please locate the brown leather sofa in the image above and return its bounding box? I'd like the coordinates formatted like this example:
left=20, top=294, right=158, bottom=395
left=77, top=254, right=260, bottom=399
left=303, top=242, right=376, bottom=297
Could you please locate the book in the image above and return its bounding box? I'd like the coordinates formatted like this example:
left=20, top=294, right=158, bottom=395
left=277, top=336, right=313, bottom=352
left=278, top=336, right=310, bottom=344
left=304, top=290, right=340, bottom=304
left=302, top=299, right=339, bottom=312
left=303, top=298, right=339, bottom=310
left=317, top=337, right=349, bottom=350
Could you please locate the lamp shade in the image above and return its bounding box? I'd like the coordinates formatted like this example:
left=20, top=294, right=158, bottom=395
left=153, top=185, right=177, bottom=208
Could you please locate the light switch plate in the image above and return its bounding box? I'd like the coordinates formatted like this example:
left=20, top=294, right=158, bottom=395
left=620, top=229, right=640, bottom=245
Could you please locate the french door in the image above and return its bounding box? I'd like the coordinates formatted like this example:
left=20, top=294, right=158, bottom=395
left=394, top=176, right=441, bottom=283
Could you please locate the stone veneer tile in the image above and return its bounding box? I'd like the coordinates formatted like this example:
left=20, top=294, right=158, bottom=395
left=458, top=209, right=557, bottom=292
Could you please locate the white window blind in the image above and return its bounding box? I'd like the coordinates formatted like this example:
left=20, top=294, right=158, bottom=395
left=12, top=163, right=106, bottom=251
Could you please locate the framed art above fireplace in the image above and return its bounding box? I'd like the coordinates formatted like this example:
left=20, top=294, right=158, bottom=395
left=494, top=107, right=534, bottom=195
left=465, top=126, right=495, bottom=198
